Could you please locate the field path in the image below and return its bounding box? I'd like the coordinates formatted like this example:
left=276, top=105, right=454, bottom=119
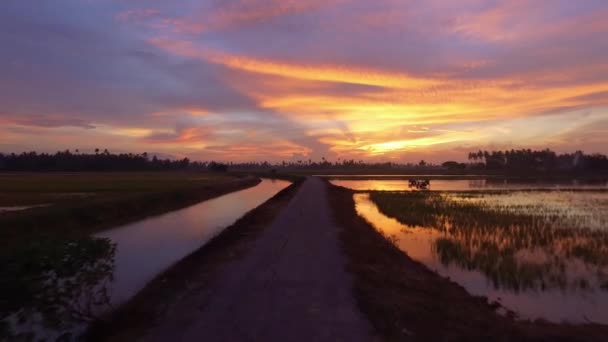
left=144, top=177, right=374, bottom=341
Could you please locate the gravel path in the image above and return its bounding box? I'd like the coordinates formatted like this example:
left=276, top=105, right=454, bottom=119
left=143, top=177, right=374, bottom=341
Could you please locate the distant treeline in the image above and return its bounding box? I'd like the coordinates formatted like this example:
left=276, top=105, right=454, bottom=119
left=0, top=149, right=606, bottom=174
left=0, top=150, right=201, bottom=171
left=0, top=150, right=397, bottom=172
left=465, top=149, right=608, bottom=173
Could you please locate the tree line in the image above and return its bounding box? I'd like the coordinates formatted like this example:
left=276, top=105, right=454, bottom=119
left=0, top=148, right=606, bottom=174
left=466, top=149, right=608, bottom=173
left=0, top=151, right=430, bottom=172
left=0, top=150, right=197, bottom=171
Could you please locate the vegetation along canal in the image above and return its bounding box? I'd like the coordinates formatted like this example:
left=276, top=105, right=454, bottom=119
left=341, top=178, right=608, bottom=324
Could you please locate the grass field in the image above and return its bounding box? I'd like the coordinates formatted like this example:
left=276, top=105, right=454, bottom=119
left=0, top=172, right=237, bottom=205
left=0, top=172, right=250, bottom=236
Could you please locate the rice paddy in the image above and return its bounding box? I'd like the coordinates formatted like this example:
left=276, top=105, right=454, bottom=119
left=350, top=180, right=608, bottom=324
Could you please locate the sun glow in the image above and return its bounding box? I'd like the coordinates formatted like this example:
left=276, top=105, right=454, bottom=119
left=2, top=1, right=607, bottom=162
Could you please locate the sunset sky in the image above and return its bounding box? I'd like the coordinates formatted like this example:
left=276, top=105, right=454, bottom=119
left=1, top=0, right=607, bottom=162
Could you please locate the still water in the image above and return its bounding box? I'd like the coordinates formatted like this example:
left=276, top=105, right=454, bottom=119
left=0, top=204, right=48, bottom=213
left=332, top=178, right=608, bottom=191
left=4, top=179, right=290, bottom=340
left=97, top=178, right=290, bottom=304
left=355, top=192, right=608, bottom=324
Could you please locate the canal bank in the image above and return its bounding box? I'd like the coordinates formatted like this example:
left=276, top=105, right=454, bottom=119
left=87, top=179, right=302, bottom=341
left=90, top=177, right=374, bottom=342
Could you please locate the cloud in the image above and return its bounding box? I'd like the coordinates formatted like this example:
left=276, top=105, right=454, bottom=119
left=0, top=114, right=95, bottom=129
left=1, top=0, right=607, bottom=161
left=142, top=125, right=212, bottom=148
left=165, top=0, right=342, bottom=33
left=199, top=141, right=312, bottom=161
left=115, top=9, right=161, bottom=23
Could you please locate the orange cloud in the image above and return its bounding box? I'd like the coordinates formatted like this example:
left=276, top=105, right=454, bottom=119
left=142, top=126, right=211, bottom=149
left=202, top=140, right=312, bottom=161
left=149, top=40, right=608, bottom=121
left=5, top=0, right=608, bottom=162
left=146, top=36, right=608, bottom=159
left=149, top=39, right=438, bottom=89
left=150, top=107, right=210, bottom=117
left=210, top=54, right=438, bottom=90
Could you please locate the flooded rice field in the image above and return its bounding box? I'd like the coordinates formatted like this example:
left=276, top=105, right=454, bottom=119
left=354, top=186, right=608, bottom=324
left=331, top=178, right=608, bottom=191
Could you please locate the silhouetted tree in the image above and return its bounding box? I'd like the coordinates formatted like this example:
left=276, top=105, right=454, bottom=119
left=466, top=148, right=608, bottom=174
left=208, top=161, right=228, bottom=172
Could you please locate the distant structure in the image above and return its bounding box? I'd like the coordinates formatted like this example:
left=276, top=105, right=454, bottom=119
left=408, top=179, right=430, bottom=190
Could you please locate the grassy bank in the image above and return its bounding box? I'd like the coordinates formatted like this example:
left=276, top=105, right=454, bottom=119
left=327, top=182, right=608, bottom=341
left=86, top=179, right=302, bottom=341
left=0, top=172, right=261, bottom=339
left=0, top=172, right=260, bottom=240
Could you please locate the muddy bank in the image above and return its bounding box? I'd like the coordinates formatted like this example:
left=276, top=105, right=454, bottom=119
left=86, top=180, right=303, bottom=341
left=327, top=182, right=608, bottom=341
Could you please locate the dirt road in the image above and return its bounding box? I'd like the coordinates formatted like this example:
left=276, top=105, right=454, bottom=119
left=143, top=177, right=374, bottom=341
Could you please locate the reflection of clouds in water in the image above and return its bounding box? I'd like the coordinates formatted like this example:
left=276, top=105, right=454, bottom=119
left=356, top=191, right=608, bottom=324
left=97, top=179, right=291, bottom=304
left=0, top=204, right=49, bottom=213
left=332, top=179, right=608, bottom=192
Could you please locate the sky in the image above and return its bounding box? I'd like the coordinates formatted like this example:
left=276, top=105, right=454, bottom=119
left=1, top=0, right=607, bottom=163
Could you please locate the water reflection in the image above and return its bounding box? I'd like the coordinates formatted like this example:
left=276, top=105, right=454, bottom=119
left=333, top=178, right=608, bottom=191
left=355, top=192, right=608, bottom=324
left=0, top=204, right=49, bottom=213
left=3, top=179, right=290, bottom=340
left=97, top=178, right=290, bottom=304
left=2, top=237, right=115, bottom=340
left=444, top=191, right=608, bottom=231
